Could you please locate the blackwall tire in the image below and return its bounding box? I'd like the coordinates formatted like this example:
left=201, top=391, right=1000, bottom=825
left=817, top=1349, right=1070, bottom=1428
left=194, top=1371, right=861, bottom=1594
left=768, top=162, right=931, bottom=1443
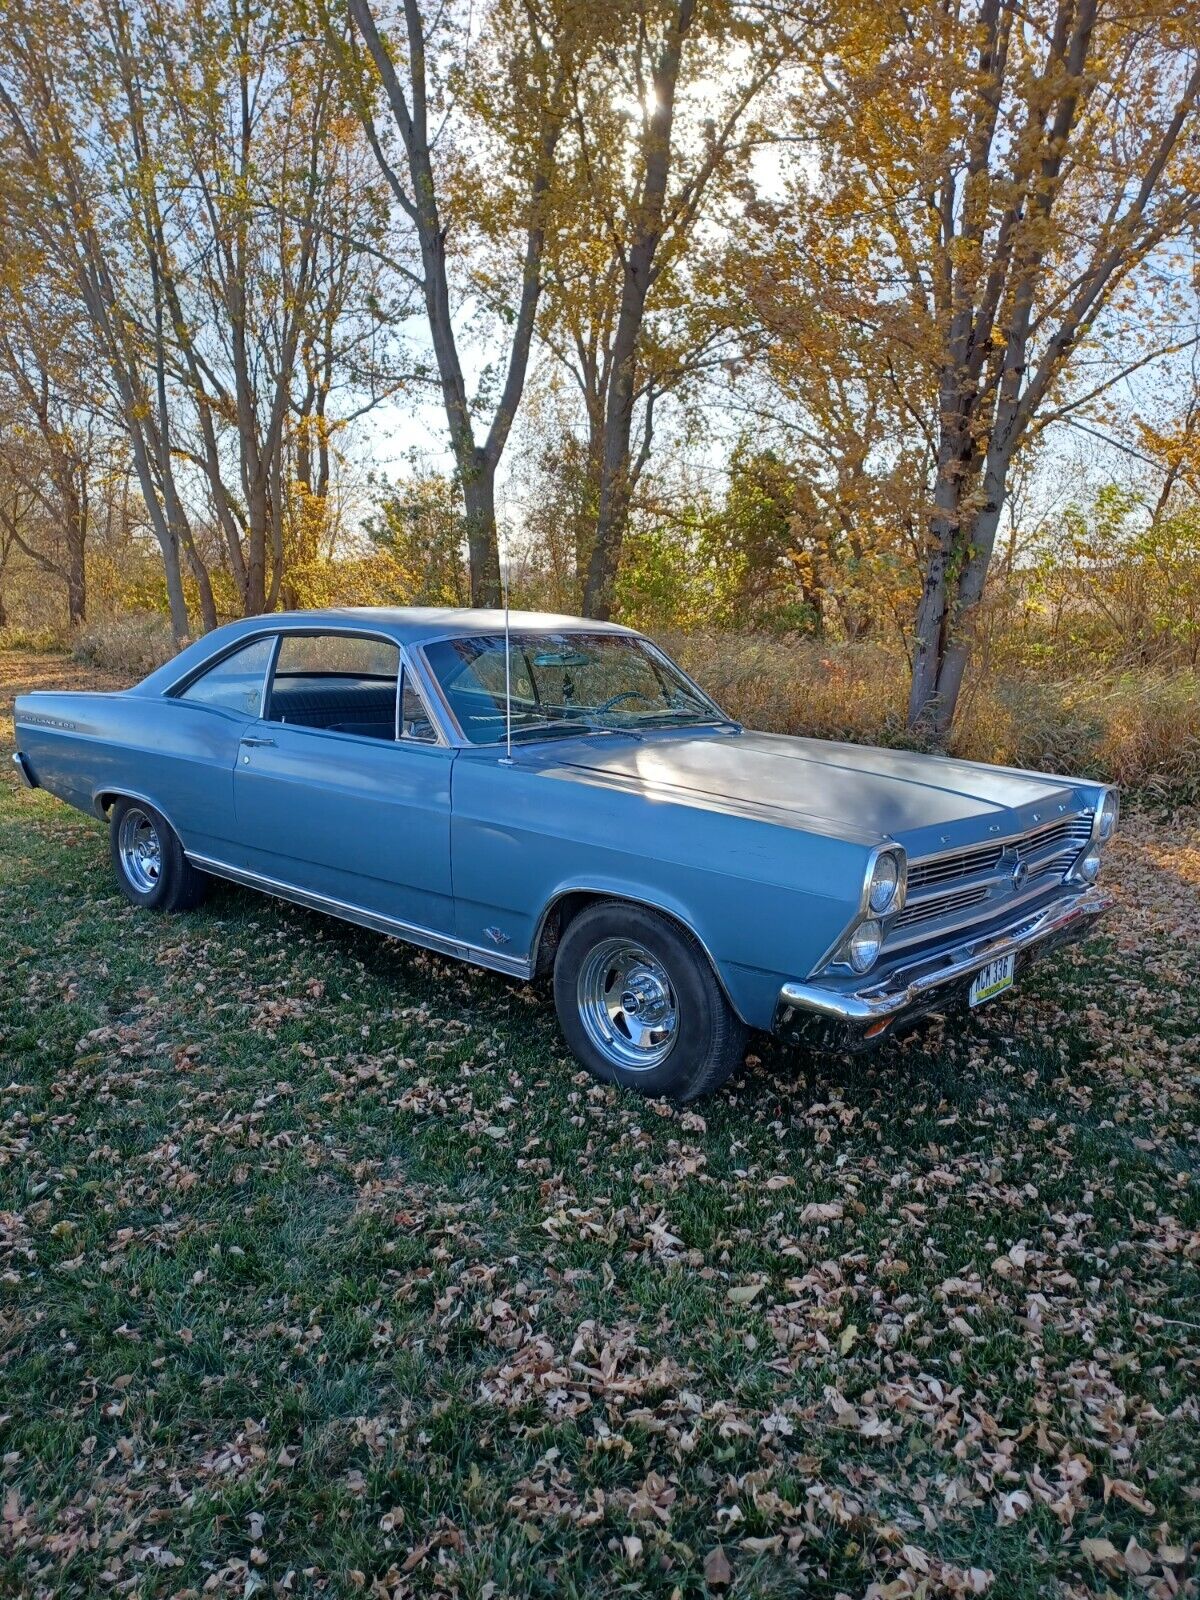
left=553, top=900, right=746, bottom=1100
left=109, top=797, right=208, bottom=913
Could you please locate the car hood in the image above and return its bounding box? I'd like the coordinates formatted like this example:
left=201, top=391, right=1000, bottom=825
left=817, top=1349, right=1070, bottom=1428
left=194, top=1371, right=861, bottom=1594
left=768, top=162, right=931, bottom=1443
left=540, top=728, right=1087, bottom=854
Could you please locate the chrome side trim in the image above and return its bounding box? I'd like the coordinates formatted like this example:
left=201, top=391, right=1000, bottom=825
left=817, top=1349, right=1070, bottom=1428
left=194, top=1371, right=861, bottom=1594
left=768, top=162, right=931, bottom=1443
left=778, top=888, right=1113, bottom=1026
left=90, top=785, right=184, bottom=833
left=185, top=852, right=532, bottom=980
left=12, top=750, right=36, bottom=788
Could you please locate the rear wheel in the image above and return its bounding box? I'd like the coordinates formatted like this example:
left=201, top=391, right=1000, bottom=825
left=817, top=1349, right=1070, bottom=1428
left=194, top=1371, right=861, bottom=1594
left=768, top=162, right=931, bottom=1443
left=553, top=901, right=746, bottom=1100
left=109, top=797, right=208, bottom=912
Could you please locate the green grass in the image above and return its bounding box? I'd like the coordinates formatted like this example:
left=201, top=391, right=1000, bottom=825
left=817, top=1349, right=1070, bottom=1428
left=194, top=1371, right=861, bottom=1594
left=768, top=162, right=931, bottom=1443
left=1, top=660, right=1198, bottom=1598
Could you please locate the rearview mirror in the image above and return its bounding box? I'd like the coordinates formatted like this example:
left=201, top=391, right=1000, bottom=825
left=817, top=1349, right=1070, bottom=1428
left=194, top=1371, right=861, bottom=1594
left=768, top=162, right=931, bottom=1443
left=532, top=650, right=594, bottom=668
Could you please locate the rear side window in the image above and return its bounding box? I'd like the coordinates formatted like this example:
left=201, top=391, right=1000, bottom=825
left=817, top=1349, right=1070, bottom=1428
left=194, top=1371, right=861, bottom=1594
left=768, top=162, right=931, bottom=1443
left=266, top=632, right=401, bottom=742
left=273, top=634, right=397, bottom=679
left=178, top=636, right=275, bottom=716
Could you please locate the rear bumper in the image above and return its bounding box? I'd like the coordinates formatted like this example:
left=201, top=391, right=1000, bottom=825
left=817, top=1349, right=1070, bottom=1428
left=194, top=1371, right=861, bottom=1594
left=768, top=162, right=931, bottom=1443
left=774, top=888, right=1113, bottom=1051
left=11, top=751, right=36, bottom=789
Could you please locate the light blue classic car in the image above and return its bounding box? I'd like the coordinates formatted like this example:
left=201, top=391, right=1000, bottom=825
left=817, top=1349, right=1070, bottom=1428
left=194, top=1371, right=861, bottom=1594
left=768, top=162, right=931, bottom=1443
left=12, top=607, right=1117, bottom=1099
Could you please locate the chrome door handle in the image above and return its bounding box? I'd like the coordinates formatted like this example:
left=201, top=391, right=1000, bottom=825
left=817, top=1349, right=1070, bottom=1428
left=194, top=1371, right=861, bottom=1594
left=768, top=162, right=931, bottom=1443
left=241, top=735, right=276, bottom=747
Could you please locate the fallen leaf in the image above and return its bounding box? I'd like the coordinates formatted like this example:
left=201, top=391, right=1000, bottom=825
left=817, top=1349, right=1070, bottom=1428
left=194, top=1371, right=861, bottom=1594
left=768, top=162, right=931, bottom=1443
left=704, top=1546, right=733, bottom=1589
left=1080, top=1536, right=1122, bottom=1566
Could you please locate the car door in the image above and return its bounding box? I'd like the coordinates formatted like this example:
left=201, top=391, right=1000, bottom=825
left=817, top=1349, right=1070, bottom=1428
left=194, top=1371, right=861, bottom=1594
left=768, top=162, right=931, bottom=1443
left=155, top=633, right=277, bottom=858
left=230, top=634, right=455, bottom=935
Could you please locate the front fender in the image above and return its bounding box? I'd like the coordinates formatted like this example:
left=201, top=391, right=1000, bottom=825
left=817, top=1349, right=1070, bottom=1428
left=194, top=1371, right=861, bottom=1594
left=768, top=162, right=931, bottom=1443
left=450, top=751, right=868, bottom=1031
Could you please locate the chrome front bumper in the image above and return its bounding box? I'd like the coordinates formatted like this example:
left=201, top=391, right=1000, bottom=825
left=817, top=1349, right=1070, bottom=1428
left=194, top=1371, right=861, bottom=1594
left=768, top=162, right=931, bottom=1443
left=775, top=888, right=1113, bottom=1044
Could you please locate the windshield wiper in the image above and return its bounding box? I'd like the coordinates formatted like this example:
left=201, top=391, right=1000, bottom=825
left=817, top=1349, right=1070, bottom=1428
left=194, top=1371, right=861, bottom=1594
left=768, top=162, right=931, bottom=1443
left=506, top=717, right=642, bottom=744
left=632, top=710, right=742, bottom=731
left=506, top=720, right=583, bottom=741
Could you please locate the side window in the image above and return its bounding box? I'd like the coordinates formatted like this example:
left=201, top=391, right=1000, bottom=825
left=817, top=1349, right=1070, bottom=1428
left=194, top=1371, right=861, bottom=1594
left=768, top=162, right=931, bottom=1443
left=178, top=636, right=275, bottom=717
left=266, top=632, right=400, bottom=742
left=399, top=669, right=437, bottom=744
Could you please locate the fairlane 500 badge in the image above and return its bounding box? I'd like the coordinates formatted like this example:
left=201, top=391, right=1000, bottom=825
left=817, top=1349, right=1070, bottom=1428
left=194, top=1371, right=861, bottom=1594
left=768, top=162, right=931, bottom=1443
left=19, top=714, right=78, bottom=730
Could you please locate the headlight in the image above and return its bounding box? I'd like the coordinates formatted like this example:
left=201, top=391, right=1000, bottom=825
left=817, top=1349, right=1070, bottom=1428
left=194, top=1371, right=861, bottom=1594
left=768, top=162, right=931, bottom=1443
left=847, top=918, right=883, bottom=973
left=1075, top=844, right=1102, bottom=883
left=1098, top=791, right=1119, bottom=841
left=868, top=852, right=901, bottom=914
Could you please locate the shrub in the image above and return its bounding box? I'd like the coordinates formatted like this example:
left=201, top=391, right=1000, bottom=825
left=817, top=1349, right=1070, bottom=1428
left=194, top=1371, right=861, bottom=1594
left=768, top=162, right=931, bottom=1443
left=0, top=622, right=70, bottom=654
left=71, top=613, right=178, bottom=677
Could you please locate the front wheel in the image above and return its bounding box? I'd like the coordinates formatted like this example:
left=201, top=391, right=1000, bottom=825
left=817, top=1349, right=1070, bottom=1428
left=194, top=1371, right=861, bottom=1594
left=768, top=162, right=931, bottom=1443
left=552, top=902, right=747, bottom=1100
left=109, top=797, right=208, bottom=913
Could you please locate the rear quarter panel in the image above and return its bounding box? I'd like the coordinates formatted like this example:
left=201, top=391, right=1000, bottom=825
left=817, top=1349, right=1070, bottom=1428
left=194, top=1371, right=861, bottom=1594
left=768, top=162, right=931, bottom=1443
left=13, top=690, right=248, bottom=859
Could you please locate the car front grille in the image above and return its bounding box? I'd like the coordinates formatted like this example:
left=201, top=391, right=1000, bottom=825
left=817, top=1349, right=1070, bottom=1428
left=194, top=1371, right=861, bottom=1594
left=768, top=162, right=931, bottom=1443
left=908, top=840, right=1005, bottom=891
left=896, top=812, right=1094, bottom=941
left=907, top=814, right=1093, bottom=893
left=895, top=884, right=988, bottom=930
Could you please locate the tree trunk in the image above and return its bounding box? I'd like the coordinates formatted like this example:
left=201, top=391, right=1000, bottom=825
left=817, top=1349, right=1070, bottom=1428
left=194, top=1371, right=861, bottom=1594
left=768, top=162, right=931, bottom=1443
left=462, top=453, right=502, bottom=607
left=123, top=419, right=190, bottom=643
left=906, top=409, right=977, bottom=734
left=582, top=291, right=643, bottom=619
left=922, top=457, right=1009, bottom=735
left=67, top=542, right=85, bottom=626
left=574, top=413, right=604, bottom=601
left=579, top=0, right=694, bottom=620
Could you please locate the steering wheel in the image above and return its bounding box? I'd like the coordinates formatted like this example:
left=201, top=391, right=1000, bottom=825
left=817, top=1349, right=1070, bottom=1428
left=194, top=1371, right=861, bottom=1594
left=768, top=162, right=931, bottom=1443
left=594, top=690, right=656, bottom=715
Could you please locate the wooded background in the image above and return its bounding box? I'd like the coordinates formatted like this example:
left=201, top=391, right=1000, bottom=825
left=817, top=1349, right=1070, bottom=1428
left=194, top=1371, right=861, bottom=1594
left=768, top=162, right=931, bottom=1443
left=1, top=0, right=1198, bottom=745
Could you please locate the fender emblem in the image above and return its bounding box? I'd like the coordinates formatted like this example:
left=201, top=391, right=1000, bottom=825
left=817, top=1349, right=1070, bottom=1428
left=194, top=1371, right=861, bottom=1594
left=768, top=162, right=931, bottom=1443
left=484, top=926, right=510, bottom=946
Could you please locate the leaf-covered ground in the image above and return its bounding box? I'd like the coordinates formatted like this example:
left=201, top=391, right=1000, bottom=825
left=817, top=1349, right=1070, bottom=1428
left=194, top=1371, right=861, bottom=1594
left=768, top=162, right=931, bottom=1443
left=1, top=650, right=1197, bottom=1600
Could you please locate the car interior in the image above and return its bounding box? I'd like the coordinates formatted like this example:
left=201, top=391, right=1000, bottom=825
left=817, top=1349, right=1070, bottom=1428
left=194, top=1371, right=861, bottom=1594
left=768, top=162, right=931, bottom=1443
left=268, top=675, right=397, bottom=740
left=262, top=634, right=436, bottom=742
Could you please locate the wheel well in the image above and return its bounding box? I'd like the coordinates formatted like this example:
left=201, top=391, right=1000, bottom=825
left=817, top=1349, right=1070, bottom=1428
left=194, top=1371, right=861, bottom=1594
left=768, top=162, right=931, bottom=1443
left=93, top=791, right=178, bottom=834
left=531, top=891, right=740, bottom=1014
left=95, top=790, right=138, bottom=820
left=532, top=890, right=598, bottom=976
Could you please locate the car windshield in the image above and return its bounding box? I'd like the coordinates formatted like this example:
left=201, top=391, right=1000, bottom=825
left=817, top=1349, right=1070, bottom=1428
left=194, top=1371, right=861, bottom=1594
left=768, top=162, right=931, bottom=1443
left=423, top=631, right=726, bottom=746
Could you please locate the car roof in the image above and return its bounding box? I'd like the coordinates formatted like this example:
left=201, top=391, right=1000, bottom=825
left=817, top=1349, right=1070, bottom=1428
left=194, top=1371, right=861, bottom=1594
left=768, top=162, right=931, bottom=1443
left=136, top=606, right=641, bottom=695
left=206, top=606, right=637, bottom=648
left=313, top=606, right=639, bottom=646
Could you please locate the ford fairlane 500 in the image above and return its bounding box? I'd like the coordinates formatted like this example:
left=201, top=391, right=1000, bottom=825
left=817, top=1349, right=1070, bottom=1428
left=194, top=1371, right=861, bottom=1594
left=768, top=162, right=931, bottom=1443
left=12, top=608, right=1117, bottom=1099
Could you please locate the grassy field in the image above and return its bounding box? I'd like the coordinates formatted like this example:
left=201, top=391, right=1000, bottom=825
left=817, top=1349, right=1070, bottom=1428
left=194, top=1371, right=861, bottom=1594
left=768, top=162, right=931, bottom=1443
left=1, top=648, right=1198, bottom=1600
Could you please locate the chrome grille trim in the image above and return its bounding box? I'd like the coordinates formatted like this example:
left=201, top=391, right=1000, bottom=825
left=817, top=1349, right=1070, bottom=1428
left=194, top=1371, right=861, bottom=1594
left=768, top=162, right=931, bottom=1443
left=896, top=884, right=988, bottom=929
left=908, top=813, right=1093, bottom=892
left=890, top=811, right=1094, bottom=950
left=1016, top=814, right=1094, bottom=859
left=909, top=841, right=1004, bottom=890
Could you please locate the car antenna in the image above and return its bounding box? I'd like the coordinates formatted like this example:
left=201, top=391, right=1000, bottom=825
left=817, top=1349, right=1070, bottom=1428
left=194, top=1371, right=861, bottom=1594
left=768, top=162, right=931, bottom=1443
left=499, top=530, right=513, bottom=767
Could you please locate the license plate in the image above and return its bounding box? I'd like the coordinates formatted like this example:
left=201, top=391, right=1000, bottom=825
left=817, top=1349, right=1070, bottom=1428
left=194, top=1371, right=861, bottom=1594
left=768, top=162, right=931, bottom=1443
left=969, top=953, right=1015, bottom=1007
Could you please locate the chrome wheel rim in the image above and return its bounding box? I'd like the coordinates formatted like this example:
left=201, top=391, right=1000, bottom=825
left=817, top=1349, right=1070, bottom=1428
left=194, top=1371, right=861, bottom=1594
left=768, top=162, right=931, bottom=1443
left=118, top=807, right=162, bottom=894
left=577, top=937, right=679, bottom=1071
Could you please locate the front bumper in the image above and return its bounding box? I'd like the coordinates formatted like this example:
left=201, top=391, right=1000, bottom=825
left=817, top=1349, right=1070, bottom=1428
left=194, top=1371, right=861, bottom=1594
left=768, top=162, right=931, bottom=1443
left=774, top=888, right=1113, bottom=1051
